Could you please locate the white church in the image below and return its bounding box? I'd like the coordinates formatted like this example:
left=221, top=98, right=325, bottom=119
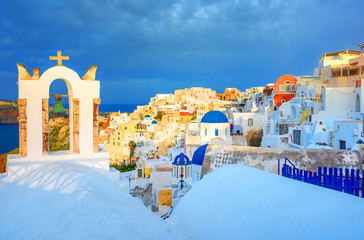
left=185, top=110, right=232, bottom=159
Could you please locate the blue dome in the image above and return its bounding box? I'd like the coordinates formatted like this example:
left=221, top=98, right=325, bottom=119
left=145, top=114, right=150, bottom=118
left=173, top=153, right=191, bottom=165
left=201, top=111, right=228, bottom=123
left=151, top=120, right=158, bottom=124
left=192, top=144, right=208, bottom=166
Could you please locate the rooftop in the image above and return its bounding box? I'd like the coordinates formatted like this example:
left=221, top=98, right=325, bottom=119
left=201, top=111, right=229, bottom=124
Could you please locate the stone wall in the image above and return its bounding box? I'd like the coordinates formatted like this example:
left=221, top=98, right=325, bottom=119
left=0, top=156, right=6, bottom=173
left=245, top=129, right=263, bottom=147
left=93, top=98, right=101, bottom=153
left=201, top=145, right=363, bottom=179
left=72, top=99, right=80, bottom=154
left=17, top=99, right=27, bottom=157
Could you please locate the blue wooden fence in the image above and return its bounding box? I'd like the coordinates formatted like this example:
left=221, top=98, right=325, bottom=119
left=279, top=158, right=364, bottom=198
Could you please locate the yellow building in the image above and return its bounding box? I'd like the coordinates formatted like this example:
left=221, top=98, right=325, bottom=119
left=195, top=103, right=210, bottom=120
left=105, top=122, right=138, bottom=164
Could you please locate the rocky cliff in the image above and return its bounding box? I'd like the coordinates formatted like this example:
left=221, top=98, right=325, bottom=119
left=0, top=99, right=70, bottom=124
left=0, top=100, right=18, bottom=124
left=49, top=117, right=70, bottom=151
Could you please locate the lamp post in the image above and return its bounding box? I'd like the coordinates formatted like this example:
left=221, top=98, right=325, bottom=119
left=179, top=173, right=185, bottom=190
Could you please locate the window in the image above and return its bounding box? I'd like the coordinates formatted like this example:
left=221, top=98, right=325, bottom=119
left=284, top=81, right=291, bottom=93
left=285, top=85, right=290, bottom=93
left=339, top=140, right=346, bottom=150
left=215, top=129, right=218, bottom=136
left=225, top=128, right=227, bottom=135
left=291, top=85, right=296, bottom=91
left=248, top=118, right=253, bottom=127
left=273, top=100, right=277, bottom=106
left=205, top=128, right=207, bottom=135
left=279, top=85, right=284, bottom=91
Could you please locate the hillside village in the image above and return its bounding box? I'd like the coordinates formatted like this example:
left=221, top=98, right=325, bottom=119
left=92, top=44, right=364, bottom=212
left=2, top=46, right=364, bottom=240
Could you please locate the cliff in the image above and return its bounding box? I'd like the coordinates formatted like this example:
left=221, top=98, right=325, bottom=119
left=0, top=100, right=18, bottom=124
left=0, top=99, right=70, bottom=124
left=49, top=117, right=70, bottom=151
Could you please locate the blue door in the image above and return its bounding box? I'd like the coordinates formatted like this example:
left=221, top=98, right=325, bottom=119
left=339, top=140, right=346, bottom=150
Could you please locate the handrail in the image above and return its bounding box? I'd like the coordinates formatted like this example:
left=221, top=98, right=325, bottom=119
left=161, top=206, right=174, bottom=219
left=284, top=158, right=296, bottom=169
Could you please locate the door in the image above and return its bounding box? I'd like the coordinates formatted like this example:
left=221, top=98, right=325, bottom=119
left=339, top=140, right=346, bottom=150
left=138, top=169, right=143, bottom=178
left=293, top=130, right=301, bottom=145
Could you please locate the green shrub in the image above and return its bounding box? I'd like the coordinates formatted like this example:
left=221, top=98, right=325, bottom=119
left=110, top=163, right=136, bottom=172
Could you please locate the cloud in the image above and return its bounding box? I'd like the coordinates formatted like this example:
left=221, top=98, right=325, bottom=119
left=0, top=0, right=364, bottom=103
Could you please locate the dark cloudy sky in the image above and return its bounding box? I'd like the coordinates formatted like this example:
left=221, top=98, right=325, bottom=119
left=1, top=0, right=363, bottom=104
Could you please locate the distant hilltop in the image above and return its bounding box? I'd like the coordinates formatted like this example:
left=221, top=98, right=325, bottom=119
left=0, top=99, right=18, bottom=124
left=0, top=99, right=70, bottom=124
left=0, top=99, right=17, bottom=106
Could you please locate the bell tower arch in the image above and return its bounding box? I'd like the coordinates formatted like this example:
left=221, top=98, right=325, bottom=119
left=17, top=51, right=102, bottom=158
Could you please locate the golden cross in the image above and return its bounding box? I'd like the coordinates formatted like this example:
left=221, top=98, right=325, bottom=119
left=49, top=51, right=69, bottom=66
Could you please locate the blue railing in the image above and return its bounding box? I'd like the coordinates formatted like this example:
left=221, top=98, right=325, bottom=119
left=279, top=158, right=364, bottom=198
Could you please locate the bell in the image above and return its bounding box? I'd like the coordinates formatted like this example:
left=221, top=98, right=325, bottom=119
left=52, top=94, right=66, bottom=114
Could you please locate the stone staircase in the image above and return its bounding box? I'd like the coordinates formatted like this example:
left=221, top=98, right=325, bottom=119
left=141, top=183, right=153, bottom=207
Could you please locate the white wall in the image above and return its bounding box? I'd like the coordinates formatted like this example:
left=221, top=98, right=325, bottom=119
left=200, top=122, right=231, bottom=145
left=334, top=120, right=363, bottom=150
left=261, top=134, right=289, bottom=148
left=152, top=171, right=172, bottom=193
left=314, top=87, right=355, bottom=120
left=192, top=164, right=202, bottom=182
left=232, top=112, right=266, bottom=135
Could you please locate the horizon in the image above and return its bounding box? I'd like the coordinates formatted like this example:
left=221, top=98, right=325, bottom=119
left=1, top=1, right=364, bottom=104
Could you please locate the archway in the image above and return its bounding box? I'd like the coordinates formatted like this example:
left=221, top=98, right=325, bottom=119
left=355, top=94, right=360, bottom=112
left=48, top=79, right=71, bottom=152
left=17, top=51, right=101, bottom=158
left=290, top=105, right=297, bottom=119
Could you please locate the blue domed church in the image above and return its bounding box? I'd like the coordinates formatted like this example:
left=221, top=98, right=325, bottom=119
left=184, top=111, right=232, bottom=179
left=200, top=111, right=232, bottom=145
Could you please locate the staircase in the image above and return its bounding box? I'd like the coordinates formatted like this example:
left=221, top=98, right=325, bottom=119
left=141, top=183, right=153, bottom=207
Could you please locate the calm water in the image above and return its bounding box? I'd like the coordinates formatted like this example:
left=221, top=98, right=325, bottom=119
left=0, top=124, right=19, bottom=154
left=62, top=103, right=140, bottom=113
left=99, top=103, right=140, bottom=113
left=0, top=104, right=140, bottom=154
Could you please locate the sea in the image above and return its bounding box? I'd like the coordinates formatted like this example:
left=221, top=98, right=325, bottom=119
left=0, top=103, right=140, bottom=154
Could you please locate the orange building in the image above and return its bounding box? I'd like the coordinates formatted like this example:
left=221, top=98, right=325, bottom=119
left=217, top=88, right=241, bottom=101
left=273, top=74, right=297, bottom=107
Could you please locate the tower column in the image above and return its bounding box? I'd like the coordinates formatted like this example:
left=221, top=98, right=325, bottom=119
left=93, top=98, right=101, bottom=153
left=42, top=99, right=49, bottom=155
left=72, top=98, right=80, bottom=154
left=17, top=99, right=27, bottom=157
